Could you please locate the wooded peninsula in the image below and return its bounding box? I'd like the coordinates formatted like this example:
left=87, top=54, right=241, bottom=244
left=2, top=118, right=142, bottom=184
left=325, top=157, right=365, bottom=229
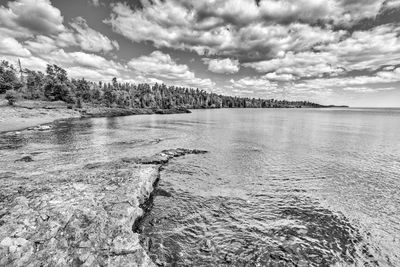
left=0, top=60, right=335, bottom=112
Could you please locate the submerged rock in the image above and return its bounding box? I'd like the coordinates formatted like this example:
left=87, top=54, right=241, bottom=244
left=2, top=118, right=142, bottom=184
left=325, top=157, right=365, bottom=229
left=135, top=148, right=207, bottom=165
left=0, top=148, right=207, bottom=266
left=15, top=155, right=33, bottom=162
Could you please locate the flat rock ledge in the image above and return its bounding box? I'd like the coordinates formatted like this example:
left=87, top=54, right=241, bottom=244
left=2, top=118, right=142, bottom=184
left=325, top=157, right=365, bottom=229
left=0, top=148, right=207, bottom=266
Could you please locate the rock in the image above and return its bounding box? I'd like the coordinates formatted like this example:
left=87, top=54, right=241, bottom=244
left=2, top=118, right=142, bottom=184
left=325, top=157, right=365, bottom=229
left=15, top=156, right=33, bottom=162
left=123, top=148, right=207, bottom=165
left=37, top=125, right=52, bottom=131
left=153, top=188, right=172, bottom=197
left=224, top=253, right=234, bottom=263
left=0, top=172, right=16, bottom=179
left=200, top=239, right=213, bottom=253
left=83, top=162, right=104, bottom=169
left=0, top=148, right=206, bottom=266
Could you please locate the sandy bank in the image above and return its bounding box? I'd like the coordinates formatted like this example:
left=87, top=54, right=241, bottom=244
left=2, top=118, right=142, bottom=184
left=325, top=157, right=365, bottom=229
left=0, top=148, right=207, bottom=266
left=0, top=100, right=81, bottom=133
left=0, top=99, right=191, bottom=133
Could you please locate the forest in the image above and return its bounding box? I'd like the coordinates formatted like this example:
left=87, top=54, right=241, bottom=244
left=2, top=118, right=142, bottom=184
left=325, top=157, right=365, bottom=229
left=0, top=60, right=324, bottom=109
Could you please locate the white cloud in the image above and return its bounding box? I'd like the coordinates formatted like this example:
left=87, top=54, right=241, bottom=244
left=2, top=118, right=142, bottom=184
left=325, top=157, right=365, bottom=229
left=0, top=37, right=31, bottom=57
left=243, top=51, right=343, bottom=78
left=202, top=58, right=239, bottom=74
left=105, top=1, right=344, bottom=59
left=342, top=86, right=396, bottom=93
left=89, top=0, right=101, bottom=7
left=0, top=1, right=118, bottom=54
left=0, top=0, right=65, bottom=37
left=24, top=35, right=57, bottom=54
left=227, top=76, right=279, bottom=95
left=68, top=17, right=119, bottom=53
left=383, top=0, right=400, bottom=9
left=128, top=51, right=215, bottom=89
left=264, top=72, right=296, bottom=81
left=290, top=68, right=400, bottom=95
left=318, top=24, right=400, bottom=71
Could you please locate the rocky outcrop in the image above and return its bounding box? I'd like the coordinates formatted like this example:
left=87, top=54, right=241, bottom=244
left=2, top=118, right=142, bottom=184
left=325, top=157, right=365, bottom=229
left=0, top=148, right=207, bottom=266
left=122, top=148, right=207, bottom=165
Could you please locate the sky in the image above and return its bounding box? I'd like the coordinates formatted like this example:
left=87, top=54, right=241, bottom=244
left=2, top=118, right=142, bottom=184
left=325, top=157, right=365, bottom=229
left=0, top=0, right=400, bottom=107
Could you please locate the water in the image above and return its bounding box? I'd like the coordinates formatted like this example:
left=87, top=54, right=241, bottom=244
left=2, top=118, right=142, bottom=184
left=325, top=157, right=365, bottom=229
left=1, top=108, right=400, bottom=266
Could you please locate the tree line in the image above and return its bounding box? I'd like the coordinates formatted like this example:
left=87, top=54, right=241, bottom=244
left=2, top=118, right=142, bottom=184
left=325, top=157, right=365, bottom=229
left=0, top=60, right=323, bottom=109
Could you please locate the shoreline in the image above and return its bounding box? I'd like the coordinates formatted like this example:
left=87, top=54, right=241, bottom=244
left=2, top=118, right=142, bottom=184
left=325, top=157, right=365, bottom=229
left=0, top=98, right=351, bottom=134
left=0, top=148, right=207, bottom=266
left=0, top=100, right=191, bottom=134
left=0, top=99, right=349, bottom=134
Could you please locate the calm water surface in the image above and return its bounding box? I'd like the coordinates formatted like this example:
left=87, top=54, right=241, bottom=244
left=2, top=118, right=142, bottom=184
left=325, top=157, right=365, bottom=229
left=1, top=108, right=400, bottom=266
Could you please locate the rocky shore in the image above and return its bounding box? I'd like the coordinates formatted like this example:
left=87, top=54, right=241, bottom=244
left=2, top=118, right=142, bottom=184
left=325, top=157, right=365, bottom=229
left=0, top=100, right=191, bottom=133
left=0, top=148, right=207, bottom=266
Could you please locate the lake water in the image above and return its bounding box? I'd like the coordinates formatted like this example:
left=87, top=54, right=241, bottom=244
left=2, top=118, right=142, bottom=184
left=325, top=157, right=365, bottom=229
left=1, top=108, right=400, bottom=266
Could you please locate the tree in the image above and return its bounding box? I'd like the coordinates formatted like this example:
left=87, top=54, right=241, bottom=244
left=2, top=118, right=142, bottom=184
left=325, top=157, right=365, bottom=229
left=44, top=64, right=73, bottom=102
left=25, top=69, right=45, bottom=99
left=0, top=61, right=22, bottom=94
left=112, top=77, right=118, bottom=89
left=72, top=78, right=91, bottom=102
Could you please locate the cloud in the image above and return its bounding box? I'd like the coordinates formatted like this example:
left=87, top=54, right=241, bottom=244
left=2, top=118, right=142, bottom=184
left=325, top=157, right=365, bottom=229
left=225, top=76, right=280, bottom=97
left=128, top=51, right=215, bottom=89
left=243, top=51, right=344, bottom=78
left=342, top=86, right=396, bottom=93
left=0, top=1, right=118, bottom=54
left=290, top=68, right=400, bottom=94
left=105, top=1, right=344, bottom=60
left=0, top=37, right=31, bottom=57
left=264, top=72, right=296, bottom=81
left=202, top=58, right=239, bottom=74
left=24, top=35, right=57, bottom=54
left=89, top=0, right=101, bottom=7
left=0, top=0, right=65, bottom=37
left=244, top=24, right=400, bottom=80
left=383, top=0, right=400, bottom=9
left=196, top=0, right=335, bottom=25
left=68, top=17, right=119, bottom=53
left=318, top=24, right=400, bottom=71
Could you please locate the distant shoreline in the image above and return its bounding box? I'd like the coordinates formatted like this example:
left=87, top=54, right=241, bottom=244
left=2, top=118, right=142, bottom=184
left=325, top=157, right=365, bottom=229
left=0, top=99, right=349, bottom=134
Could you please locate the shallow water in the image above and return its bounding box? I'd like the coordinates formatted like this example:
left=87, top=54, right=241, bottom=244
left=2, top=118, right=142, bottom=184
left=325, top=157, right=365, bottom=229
left=1, top=108, right=400, bottom=266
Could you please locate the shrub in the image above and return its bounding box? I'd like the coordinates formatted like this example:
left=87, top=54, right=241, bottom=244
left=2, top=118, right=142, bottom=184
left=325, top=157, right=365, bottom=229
left=5, top=90, right=18, bottom=106
left=76, top=97, right=82, bottom=108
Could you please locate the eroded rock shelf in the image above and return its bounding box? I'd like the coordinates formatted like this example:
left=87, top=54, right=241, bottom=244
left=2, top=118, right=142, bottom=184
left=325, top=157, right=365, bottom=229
left=0, top=148, right=207, bottom=266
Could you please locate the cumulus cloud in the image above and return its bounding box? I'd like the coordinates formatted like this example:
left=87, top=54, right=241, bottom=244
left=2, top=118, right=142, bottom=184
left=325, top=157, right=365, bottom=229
left=290, top=68, right=400, bottom=94
left=318, top=24, right=400, bottom=71
left=264, top=72, right=296, bottom=81
left=128, top=51, right=215, bottom=89
left=105, top=1, right=345, bottom=59
left=243, top=51, right=344, bottom=78
left=244, top=23, right=400, bottom=81
left=0, top=0, right=65, bottom=37
left=224, top=76, right=281, bottom=97
left=0, top=1, right=118, bottom=54
left=202, top=58, right=239, bottom=74
left=68, top=17, right=119, bottom=53
left=89, top=0, right=101, bottom=7
left=0, top=37, right=31, bottom=57
left=342, top=86, right=396, bottom=93
left=24, top=35, right=57, bottom=54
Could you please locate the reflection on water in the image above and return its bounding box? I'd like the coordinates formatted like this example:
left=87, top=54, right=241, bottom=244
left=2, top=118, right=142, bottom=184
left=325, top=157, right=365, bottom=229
left=1, top=108, right=400, bottom=266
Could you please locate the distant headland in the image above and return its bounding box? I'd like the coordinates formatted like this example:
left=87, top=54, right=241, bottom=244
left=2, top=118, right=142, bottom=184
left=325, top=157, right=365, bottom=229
left=1, top=59, right=347, bottom=132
